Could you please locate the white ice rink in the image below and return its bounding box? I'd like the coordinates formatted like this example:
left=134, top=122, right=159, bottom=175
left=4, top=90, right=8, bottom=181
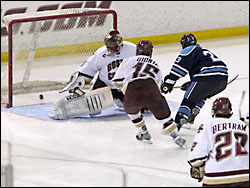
left=1, top=36, right=249, bottom=187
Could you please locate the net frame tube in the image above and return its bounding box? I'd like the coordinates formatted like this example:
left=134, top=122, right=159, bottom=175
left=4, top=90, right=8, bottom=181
left=6, top=9, right=117, bottom=108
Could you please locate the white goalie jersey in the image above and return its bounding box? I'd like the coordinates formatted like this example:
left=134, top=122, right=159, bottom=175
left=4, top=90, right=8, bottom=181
left=188, top=118, right=249, bottom=185
left=77, top=41, right=136, bottom=89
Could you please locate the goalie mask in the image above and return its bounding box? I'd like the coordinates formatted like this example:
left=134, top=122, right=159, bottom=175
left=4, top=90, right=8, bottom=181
left=180, top=34, right=197, bottom=49
left=211, top=97, right=233, bottom=118
left=136, top=40, right=153, bottom=57
left=104, top=30, right=123, bottom=56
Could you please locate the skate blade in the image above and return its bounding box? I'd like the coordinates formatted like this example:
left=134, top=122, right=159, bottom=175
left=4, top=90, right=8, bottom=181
left=182, top=144, right=188, bottom=149
left=175, top=139, right=188, bottom=149
left=138, top=139, right=153, bottom=144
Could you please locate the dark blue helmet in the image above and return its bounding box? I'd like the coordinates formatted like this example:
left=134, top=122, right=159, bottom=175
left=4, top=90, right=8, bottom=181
left=136, top=40, right=153, bottom=57
left=180, top=34, right=197, bottom=49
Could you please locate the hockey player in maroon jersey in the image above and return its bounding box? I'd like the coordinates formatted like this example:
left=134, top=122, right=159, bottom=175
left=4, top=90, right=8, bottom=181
left=188, top=97, right=249, bottom=187
left=113, top=40, right=186, bottom=147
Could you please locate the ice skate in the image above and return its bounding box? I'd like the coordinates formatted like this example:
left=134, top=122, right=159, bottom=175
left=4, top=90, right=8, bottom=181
left=136, top=125, right=152, bottom=144
left=177, top=118, right=187, bottom=131
left=177, top=108, right=200, bottom=130
left=170, top=131, right=187, bottom=148
left=182, top=123, right=192, bottom=129
left=187, top=107, right=200, bottom=124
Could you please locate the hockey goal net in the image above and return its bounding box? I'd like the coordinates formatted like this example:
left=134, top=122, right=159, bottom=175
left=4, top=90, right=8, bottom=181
left=2, top=8, right=117, bottom=108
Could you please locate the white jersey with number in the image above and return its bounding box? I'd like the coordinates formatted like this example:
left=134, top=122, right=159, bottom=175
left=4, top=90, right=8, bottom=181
left=77, top=41, right=136, bottom=89
left=113, top=55, right=163, bottom=93
left=188, top=117, right=249, bottom=185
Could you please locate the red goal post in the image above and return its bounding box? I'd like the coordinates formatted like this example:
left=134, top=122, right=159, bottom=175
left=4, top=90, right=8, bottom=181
left=2, top=8, right=117, bottom=108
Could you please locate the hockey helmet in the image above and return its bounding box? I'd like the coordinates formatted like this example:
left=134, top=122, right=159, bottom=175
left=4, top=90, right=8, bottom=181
left=136, top=40, right=153, bottom=57
left=212, top=97, right=233, bottom=118
left=180, top=34, right=197, bottom=49
left=104, top=29, right=123, bottom=55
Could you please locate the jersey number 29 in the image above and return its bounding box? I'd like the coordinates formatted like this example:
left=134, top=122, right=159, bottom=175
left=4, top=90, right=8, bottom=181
left=203, top=50, right=222, bottom=63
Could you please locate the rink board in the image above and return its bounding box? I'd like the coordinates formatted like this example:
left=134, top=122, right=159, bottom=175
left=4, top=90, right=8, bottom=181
left=2, top=101, right=179, bottom=122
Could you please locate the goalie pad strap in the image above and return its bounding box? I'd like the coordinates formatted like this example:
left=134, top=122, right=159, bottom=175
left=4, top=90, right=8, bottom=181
left=86, top=95, right=103, bottom=111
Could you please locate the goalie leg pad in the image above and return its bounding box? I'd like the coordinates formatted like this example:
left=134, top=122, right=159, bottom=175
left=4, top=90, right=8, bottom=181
left=50, top=87, right=114, bottom=120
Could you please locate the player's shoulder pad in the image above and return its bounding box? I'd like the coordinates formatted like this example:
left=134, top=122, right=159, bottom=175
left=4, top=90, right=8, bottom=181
left=97, top=45, right=108, bottom=54
left=122, top=56, right=136, bottom=63
left=123, top=41, right=137, bottom=47
left=180, top=45, right=197, bottom=56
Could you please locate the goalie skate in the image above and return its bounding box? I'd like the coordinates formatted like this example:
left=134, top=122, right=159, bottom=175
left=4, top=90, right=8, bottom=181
left=49, top=87, right=114, bottom=120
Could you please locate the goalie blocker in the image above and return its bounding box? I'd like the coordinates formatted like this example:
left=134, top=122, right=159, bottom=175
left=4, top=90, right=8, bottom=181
left=49, top=87, right=114, bottom=120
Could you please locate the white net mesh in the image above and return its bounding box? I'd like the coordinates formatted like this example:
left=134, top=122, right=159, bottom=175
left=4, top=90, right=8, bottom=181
left=1, top=8, right=116, bottom=107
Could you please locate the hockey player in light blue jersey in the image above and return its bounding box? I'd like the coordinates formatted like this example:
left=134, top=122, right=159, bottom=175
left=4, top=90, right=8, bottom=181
left=161, top=34, right=228, bottom=131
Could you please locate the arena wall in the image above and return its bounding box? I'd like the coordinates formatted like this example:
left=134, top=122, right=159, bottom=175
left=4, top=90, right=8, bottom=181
left=1, top=1, right=249, bottom=62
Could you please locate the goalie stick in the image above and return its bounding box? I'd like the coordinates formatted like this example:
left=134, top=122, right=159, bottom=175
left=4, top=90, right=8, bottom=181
left=172, top=74, right=239, bottom=89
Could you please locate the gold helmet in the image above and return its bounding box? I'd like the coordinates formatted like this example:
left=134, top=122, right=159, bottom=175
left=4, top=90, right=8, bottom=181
left=104, top=30, right=123, bottom=55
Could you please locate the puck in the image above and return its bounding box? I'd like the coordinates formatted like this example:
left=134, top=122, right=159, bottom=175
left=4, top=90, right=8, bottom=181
left=39, top=94, right=44, bottom=100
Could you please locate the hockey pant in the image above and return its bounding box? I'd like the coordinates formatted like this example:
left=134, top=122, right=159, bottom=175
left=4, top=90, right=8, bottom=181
left=175, top=80, right=227, bottom=124
left=93, top=77, right=124, bottom=102
left=123, top=78, right=173, bottom=127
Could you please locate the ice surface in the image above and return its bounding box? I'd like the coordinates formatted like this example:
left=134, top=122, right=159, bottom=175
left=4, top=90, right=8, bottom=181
left=1, top=36, right=249, bottom=187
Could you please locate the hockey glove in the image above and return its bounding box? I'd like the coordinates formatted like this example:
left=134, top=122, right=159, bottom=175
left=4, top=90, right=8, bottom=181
left=161, top=75, right=174, bottom=94
left=180, top=81, right=191, bottom=91
left=190, top=165, right=205, bottom=182
left=161, top=82, right=174, bottom=94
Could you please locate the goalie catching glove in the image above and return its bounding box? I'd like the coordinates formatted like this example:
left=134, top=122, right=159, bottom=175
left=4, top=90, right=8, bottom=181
left=59, top=72, right=86, bottom=94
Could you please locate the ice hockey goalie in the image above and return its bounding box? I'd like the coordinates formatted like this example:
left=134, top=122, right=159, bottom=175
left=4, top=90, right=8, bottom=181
left=49, top=87, right=114, bottom=120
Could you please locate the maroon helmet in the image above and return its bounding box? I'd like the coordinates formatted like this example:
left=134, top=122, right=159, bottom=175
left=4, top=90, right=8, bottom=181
left=212, top=97, right=233, bottom=118
left=136, top=40, right=153, bottom=57
left=104, top=29, right=123, bottom=55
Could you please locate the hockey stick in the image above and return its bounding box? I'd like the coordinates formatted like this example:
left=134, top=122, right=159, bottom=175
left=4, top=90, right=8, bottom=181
left=227, top=74, right=239, bottom=85
left=239, top=90, right=246, bottom=120
left=172, top=74, right=239, bottom=89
